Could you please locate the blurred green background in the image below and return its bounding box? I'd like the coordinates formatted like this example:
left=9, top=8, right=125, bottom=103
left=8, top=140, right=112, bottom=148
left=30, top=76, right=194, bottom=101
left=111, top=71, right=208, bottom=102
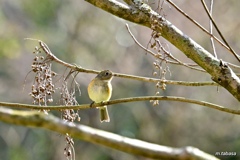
left=0, top=0, right=240, bottom=159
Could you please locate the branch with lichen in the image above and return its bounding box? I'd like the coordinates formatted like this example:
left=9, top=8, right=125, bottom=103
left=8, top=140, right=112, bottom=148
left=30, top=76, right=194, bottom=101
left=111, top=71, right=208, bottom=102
left=84, top=0, right=240, bottom=101
left=0, top=107, right=219, bottom=160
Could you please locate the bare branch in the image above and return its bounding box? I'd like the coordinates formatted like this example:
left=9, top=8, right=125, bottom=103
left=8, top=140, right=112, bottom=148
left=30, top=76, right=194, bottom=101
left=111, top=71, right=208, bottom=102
left=200, top=0, right=240, bottom=61
left=165, top=0, right=240, bottom=62
left=208, top=0, right=217, bottom=58
left=125, top=24, right=205, bottom=72
left=113, top=72, right=217, bottom=86
left=31, top=40, right=218, bottom=87
left=1, top=95, right=239, bottom=115
left=0, top=107, right=219, bottom=160
left=85, top=0, right=240, bottom=101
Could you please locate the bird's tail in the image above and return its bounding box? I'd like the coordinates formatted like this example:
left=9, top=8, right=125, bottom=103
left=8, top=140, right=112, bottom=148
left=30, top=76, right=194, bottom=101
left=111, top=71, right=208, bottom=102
left=99, top=106, right=110, bottom=122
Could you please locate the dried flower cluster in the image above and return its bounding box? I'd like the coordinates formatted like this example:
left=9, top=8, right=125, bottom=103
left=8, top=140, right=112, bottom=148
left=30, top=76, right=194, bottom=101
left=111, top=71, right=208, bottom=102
left=60, top=81, right=80, bottom=122
left=149, top=18, right=171, bottom=106
left=55, top=77, right=81, bottom=160
left=29, top=43, right=81, bottom=160
left=59, top=75, right=81, bottom=160
left=30, top=46, right=56, bottom=110
left=64, top=133, right=75, bottom=160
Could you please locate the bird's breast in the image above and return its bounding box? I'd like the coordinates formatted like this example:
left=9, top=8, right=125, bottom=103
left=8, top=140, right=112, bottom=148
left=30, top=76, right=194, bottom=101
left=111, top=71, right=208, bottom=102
left=88, top=80, right=112, bottom=102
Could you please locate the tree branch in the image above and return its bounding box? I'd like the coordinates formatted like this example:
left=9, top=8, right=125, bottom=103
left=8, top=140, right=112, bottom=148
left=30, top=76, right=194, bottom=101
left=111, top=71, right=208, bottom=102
left=0, top=107, right=219, bottom=160
left=1, top=96, right=240, bottom=115
left=31, top=39, right=218, bottom=87
left=85, top=0, right=240, bottom=101
left=165, top=0, right=240, bottom=61
left=200, top=0, right=240, bottom=61
left=125, top=24, right=205, bottom=72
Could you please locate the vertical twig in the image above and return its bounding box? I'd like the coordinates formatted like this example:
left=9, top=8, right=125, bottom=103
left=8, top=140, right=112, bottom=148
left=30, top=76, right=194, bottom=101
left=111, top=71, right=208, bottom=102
left=209, top=0, right=217, bottom=58
left=201, top=0, right=240, bottom=62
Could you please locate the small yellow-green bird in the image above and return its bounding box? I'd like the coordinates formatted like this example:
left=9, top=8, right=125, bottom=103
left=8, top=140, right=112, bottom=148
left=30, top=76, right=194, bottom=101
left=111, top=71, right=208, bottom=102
left=88, top=70, right=113, bottom=122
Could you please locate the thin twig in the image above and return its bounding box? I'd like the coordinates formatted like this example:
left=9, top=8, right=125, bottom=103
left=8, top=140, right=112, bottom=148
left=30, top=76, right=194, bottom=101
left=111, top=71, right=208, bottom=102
left=165, top=0, right=237, bottom=58
left=113, top=73, right=218, bottom=86
left=125, top=24, right=205, bottom=72
left=0, top=95, right=239, bottom=115
left=227, top=62, right=240, bottom=70
left=208, top=0, right=217, bottom=58
left=201, top=0, right=240, bottom=62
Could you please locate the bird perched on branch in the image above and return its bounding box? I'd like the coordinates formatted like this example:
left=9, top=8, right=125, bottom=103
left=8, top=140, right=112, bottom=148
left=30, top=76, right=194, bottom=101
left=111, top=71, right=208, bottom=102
left=88, top=70, right=113, bottom=122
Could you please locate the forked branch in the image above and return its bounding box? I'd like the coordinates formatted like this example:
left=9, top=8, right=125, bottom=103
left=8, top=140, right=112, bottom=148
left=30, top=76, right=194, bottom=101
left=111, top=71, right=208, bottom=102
left=32, top=39, right=217, bottom=87
left=85, top=0, right=240, bottom=101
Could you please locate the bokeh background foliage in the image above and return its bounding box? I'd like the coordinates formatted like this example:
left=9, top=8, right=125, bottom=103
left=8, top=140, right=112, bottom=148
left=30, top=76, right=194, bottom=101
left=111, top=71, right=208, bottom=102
left=0, top=0, right=240, bottom=159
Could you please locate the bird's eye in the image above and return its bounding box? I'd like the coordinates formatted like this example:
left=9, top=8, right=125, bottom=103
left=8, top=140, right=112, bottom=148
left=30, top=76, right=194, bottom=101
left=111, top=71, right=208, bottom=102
left=105, top=72, right=109, bottom=76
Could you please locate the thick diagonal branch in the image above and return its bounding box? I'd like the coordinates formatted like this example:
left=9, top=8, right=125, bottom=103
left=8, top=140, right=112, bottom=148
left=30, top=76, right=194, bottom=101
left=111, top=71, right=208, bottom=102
left=85, top=0, right=240, bottom=101
left=0, top=107, right=218, bottom=160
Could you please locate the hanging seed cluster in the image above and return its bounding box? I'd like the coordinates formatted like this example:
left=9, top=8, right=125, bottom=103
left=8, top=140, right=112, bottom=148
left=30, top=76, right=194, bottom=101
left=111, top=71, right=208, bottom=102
left=149, top=18, right=171, bottom=106
left=60, top=82, right=80, bottom=160
left=29, top=42, right=81, bottom=160
left=64, top=133, right=75, bottom=160
left=60, top=81, right=80, bottom=122
left=29, top=46, right=56, bottom=107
